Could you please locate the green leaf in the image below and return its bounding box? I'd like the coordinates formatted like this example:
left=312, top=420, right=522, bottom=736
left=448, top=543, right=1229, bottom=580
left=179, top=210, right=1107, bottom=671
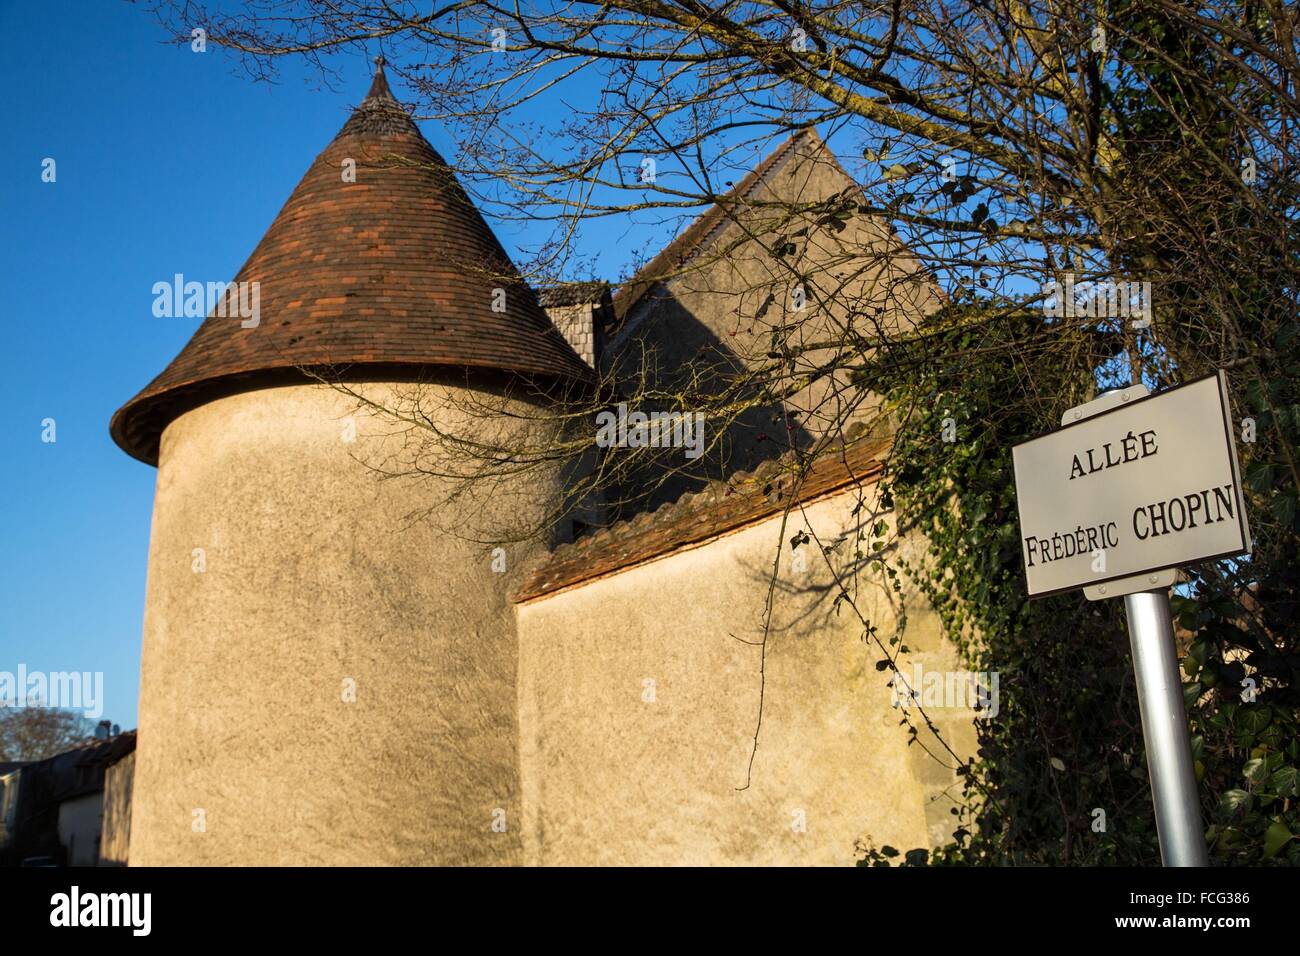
left=1268, top=766, right=1300, bottom=797
left=1245, top=460, right=1275, bottom=494
left=1050, top=757, right=1066, bottom=772
left=1263, top=821, right=1294, bottom=859
left=1239, top=706, right=1273, bottom=736
left=1220, top=789, right=1251, bottom=814
left=1243, top=757, right=1268, bottom=786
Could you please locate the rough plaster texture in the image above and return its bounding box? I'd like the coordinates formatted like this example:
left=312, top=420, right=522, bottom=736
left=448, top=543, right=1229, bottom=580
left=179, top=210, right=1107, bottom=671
left=100, top=751, right=134, bottom=866
left=131, top=381, right=975, bottom=865
left=516, top=485, right=977, bottom=866
left=131, top=382, right=558, bottom=865
left=607, top=135, right=942, bottom=513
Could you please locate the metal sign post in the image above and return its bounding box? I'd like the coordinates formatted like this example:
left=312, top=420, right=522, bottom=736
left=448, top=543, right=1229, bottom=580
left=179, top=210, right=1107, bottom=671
left=1123, top=589, right=1209, bottom=866
left=1010, top=373, right=1253, bottom=867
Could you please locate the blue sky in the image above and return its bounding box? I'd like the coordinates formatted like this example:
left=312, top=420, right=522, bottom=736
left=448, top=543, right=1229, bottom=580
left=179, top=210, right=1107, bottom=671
left=0, top=2, right=660, bottom=730
left=0, top=2, right=939, bottom=734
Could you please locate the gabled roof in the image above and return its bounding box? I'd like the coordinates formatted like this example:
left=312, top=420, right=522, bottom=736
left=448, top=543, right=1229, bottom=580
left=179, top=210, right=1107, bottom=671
left=111, top=59, right=593, bottom=465
left=608, top=125, right=942, bottom=347
left=609, top=127, right=818, bottom=327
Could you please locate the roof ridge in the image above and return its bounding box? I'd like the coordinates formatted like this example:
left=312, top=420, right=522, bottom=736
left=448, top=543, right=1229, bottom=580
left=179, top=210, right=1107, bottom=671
left=608, top=127, right=820, bottom=328
left=514, top=428, right=889, bottom=603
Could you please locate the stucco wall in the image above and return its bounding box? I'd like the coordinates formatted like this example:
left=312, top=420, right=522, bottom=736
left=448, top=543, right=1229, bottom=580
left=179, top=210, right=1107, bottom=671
left=57, top=793, right=104, bottom=867
left=100, top=751, right=134, bottom=866
left=131, top=381, right=560, bottom=865
left=515, top=482, right=978, bottom=865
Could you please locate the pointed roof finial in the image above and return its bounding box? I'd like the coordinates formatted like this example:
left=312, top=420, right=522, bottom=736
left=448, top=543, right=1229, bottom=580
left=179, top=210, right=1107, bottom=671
left=109, top=57, right=595, bottom=464
left=343, top=53, right=406, bottom=133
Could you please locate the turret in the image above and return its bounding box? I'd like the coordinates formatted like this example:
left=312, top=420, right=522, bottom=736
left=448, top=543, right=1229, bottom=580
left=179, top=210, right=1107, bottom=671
left=112, top=59, right=590, bottom=864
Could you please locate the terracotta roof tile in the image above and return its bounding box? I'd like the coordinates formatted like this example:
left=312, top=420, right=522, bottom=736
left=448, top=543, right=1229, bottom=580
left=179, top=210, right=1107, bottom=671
left=111, top=60, right=593, bottom=464
left=537, top=281, right=611, bottom=308
left=514, top=434, right=888, bottom=603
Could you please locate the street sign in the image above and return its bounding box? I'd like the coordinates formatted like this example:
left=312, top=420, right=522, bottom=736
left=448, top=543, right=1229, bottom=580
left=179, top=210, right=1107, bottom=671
left=1011, top=372, right=1251, bottom=599
left=1010, top=372, right=1252, bottom=866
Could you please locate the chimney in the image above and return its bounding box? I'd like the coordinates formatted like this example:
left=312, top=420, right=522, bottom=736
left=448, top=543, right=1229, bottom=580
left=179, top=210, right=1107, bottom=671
left=536, top=282, right=612, bottom=373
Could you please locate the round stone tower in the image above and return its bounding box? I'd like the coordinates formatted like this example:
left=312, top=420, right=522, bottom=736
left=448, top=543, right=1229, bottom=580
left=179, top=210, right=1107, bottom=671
left=111, top=60, right=592, bottom=865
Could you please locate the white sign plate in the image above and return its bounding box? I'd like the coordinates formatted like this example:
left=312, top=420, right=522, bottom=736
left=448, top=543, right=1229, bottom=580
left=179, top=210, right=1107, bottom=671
left=1012, top=372, right=1251, bottom=598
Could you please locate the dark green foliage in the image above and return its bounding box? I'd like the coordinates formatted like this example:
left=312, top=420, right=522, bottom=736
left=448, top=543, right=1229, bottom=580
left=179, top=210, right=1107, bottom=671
left=857, top=306, right=1299, bottom=866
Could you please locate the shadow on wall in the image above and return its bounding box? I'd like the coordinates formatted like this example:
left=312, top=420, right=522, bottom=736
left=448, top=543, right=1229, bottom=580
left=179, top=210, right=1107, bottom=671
left=603, top=286, right=817, bottom=521
left=726, top=496, right=977, bottom=850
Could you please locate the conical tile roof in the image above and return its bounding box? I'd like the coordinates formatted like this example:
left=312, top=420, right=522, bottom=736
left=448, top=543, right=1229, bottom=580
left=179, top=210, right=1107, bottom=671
left=111, top=59, right=593, bottom=465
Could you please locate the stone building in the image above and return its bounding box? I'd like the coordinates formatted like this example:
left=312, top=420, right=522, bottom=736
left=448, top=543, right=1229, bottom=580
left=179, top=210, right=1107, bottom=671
left=0, top=730, right=135, bottom=866
left=109, top=61, right=975, bottom=866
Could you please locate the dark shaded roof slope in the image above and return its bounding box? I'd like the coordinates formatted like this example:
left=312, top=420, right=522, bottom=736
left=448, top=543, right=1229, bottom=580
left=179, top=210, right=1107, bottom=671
left=514, top=433, right=888, bottom=603
left=112, top=59, right=593, bottom=465
left=75, top=730, right=137, bottom=771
